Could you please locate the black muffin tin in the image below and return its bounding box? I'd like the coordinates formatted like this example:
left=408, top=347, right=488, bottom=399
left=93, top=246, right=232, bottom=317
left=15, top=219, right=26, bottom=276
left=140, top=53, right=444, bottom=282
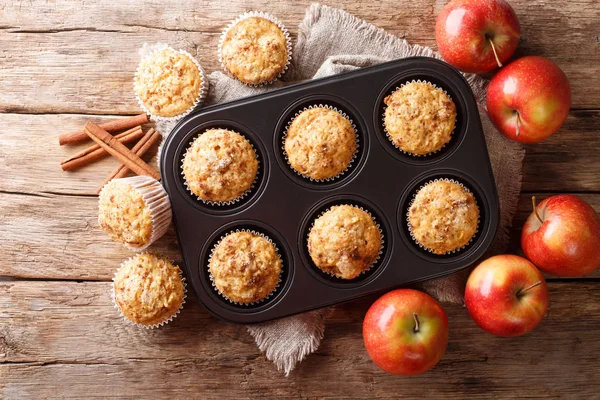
left=160, top=57, right=500, bottom=324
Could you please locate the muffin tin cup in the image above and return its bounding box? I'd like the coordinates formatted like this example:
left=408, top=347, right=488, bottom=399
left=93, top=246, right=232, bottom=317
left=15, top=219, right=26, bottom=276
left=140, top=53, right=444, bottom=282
left=217, top=11, right=293, bottom=87
left=134, top=43, right=209, bottom=124
left=207, top=229, right=283, bottom=307
left=180, top=129, right=260, bottom=207
left=382, top=79, right=456, bottom=158
left=307, top=204, right=385, bottom=280
left=98, top=175, right=172, bottom=252
left=406, top=177, right=481, bottom=256
left=281, top=104, right=360, bottom=183
left=111, top=253, right=187, bottom=329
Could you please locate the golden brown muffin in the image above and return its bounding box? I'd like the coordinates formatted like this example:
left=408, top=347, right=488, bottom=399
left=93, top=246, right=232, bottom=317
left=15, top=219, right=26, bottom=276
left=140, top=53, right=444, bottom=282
left=284, top=107, right=357, bottom=180
left=98, top=180, right=153, bottom=248
left=408, top=180, right=479, bottom=254
left=383, top=81, right=456, bottom=155
left=182, top=129, right=259, bottom=203
left=308, top=205, right=381, bottom=279
left=134, top=48, right=202, bottom=117
left=220, top=16, right=288, bottom=85
left=209, top=231, right=282, bottom=304
left=113, top=253, right=185, bottom=327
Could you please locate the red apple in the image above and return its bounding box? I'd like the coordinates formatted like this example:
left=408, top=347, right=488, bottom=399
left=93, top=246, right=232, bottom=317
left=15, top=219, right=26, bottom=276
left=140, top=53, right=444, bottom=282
left=465, top=254, right=549, bottom=337
left=435, top=0, right=520, bottom=74
left=363, top=289, right=448, bottom=376
left=486, top=56, right=571, bottom=143
left=522, top=195, right=600, bottom=277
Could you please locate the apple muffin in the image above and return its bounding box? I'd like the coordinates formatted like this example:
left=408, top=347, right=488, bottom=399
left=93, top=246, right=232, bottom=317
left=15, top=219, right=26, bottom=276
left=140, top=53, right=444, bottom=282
left=284, top=107, right=357, bottom=180
left=182, top=129, right=259, bottom=203
left=383, top=81, right=456, bottom=155
left=209, top=231, right=282, bottom=304
left=113, top=253, right=185, bottom=328
left=308, top=205, right=382, bottom=279
left=219, top=14, right=290, bottom=85
left=408, top=179, right=479, bottom=254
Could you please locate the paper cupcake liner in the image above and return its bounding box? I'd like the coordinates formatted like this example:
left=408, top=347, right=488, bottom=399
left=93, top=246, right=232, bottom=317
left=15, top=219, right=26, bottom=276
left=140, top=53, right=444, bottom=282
left=217, top=11, right=292, bottom=87
left=207, top=228, right=283, bottom=306
left=307, top=204, right=385, bottom=280
left=281, top=104, right=359, bottom=183
left=112, top=253, right=187, bottom=329
left=180, top=129, right=260, bottom=207
left=382, top=79, right=456, bottom=157
left=98, top=176, right=172, bottom=251
left=406, top=178, right=481, bottom=255
left=134, top=43, right=208, bottom=123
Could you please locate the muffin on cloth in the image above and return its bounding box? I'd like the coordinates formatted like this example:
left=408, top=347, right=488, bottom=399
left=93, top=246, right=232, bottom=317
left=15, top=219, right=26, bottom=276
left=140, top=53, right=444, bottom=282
left=113, top=253, right=185, bottom=328
left=134, top=46, right=206, bottom=119
left=383, top=81, right=456, bottom=155
left=209, top=230, right=282, bottom=304
left=284, top=106, right=357, bottom=180
left=182, top=128, right=259, bottom=204
left=408, top=179, right=479, bottom=255
left=308, top=205, right=382, bottom=279
left=98, top=176, right=172, bottom=251
left=219, top=13, right=291, bottom=85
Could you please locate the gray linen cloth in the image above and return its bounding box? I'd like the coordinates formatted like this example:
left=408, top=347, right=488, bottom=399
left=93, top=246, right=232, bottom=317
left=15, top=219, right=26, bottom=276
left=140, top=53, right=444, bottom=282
left=158, top=3, right=524, bottom=376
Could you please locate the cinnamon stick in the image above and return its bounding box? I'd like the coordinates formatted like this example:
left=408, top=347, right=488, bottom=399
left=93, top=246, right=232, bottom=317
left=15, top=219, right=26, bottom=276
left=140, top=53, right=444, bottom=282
left=84, top=122, right=160, bottom=180
left=59, top=113, right=149, bottom=146
left=61, top=126, right=143, bottom=171
left=96, top=129, right=161, bottom=193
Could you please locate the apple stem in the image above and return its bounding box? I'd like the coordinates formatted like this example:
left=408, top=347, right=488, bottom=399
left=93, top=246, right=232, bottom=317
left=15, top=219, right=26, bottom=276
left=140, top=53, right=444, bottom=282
left=531, top=196, right=544, bottom=224
left=488, top=37, right=503, bottom=68
left=413, top=313, right=420, bottom=333
left=517, top=281, right=543, bottom=297
left=515, top=111, right=521, bottom=137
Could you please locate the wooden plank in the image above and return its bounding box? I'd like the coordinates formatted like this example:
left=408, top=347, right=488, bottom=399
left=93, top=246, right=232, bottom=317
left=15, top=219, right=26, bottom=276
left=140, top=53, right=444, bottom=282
left=0, top=0, right=599, bottom=113
left=0, top=281, right=599, bottom=398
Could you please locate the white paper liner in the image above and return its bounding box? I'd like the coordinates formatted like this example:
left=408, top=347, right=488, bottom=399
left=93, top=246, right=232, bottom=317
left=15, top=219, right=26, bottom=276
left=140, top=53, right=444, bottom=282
left=98, top=176, right=172, bottom=251
left=406, top=178, right=481, bottom=255
left=112, top=253, right=187, bottom=329
left=207, top=229, right=283, bottom=306
left=382, top=79, right=456, bottom=157
left=281, top=104, right=359, bottom=183
left=217, top=11, right=292, bottom=87
left=134, top=43, right=208, bottom=123
left=307, top=204, right=385, bottom=280
left=180, top=129, right=260, bottom=206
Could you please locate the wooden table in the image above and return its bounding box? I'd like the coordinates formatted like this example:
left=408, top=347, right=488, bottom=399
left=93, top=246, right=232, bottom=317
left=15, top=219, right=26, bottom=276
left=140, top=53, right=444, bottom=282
left=1, top=1, right=599, bottom=398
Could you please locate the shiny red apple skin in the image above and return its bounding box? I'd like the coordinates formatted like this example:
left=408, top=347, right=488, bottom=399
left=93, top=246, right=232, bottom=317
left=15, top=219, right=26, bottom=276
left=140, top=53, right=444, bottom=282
left=465, top=255, right=549, bottom=337
left=522, top=195, right=600, bottom=277
left=486, top=56, right=571, bottom=143
left=435, top=0, right=520, bottom=74
left=363, top=289, right=448, bottom=376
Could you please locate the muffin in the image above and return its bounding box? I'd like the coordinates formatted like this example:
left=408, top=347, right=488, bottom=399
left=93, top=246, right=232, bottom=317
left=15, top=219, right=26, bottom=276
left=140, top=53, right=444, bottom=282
left=98, top=176, right=172, bottom=250
left=113, top=253, right=185, bottom=327
left=182, top=129, right=259, bottom=203
left=219, top=14, right=290, bottom=85
left=284, top=107, right=357, bottom=180
left=308, top=205, right=382, bottom=279
left=383, top=81, right=456, bottom=155
left=134, top=47, right=205, bottom=118
left=209, top=231, right=282, bottom=304
left=408, top=180, right=479, bottom=254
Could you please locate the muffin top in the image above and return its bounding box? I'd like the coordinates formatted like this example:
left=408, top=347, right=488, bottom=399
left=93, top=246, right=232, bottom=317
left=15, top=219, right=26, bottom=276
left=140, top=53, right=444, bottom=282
left=383, top=81, right=456, bottom=155
left=209, top=231, right=282, bottom=304
left=220, top=16, right=288, bottom=85
left=134, top=48, right=202, bottom=117
left=98, top=180, right=152, bottom=248
left=113, top=253, right=185, bottom=326
left=408, top=180, right=479, bottom=255
left=284, top=107, right=357, bottom=180
left=308, top=205, right=381, bottom=279
left=182, top=129, right=259, bottom=203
